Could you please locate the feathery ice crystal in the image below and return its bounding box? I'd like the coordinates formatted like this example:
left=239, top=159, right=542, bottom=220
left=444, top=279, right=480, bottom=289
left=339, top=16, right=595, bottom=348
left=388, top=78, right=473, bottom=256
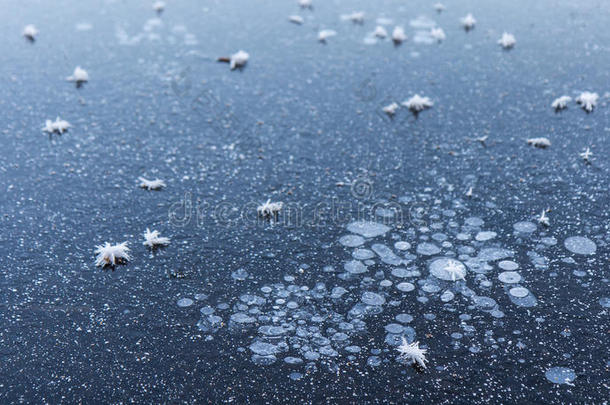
left=444, top=259, right=466, bottom=281
left=579, top=147, right=593, bottom=162
left=95, top=242, right=131, bottom=267
left=373, top=26, right=388, bottom=38
left=143, top=228, right=171, bottom=247
left=230, top=50, right=249, bottom=70
left=430, top=27, right=446, bottom=42
left=402, top=94, right=433, bottom=112
left=392, top=26, right=407, bottom=43
left=382, top=102, right=399, bottom=116
left=23, top=24, right=39, bottom=40
left=318, top=29, right=337, bottom=42
left=551, top=96, right=571, bottom=110
left=139, top=177, right=166, bottom=190
left=498, top=32, right=516, bottom=49
left=288, top=15, right=304, bottom=25
left=396, top=338, right=428, bottom=369
left=461, top=13, right=476, bottom=30
left=341, top=11, right=365, bottom=24
left=527, top=137, right=551, bottom=148
left=257, top=199, right=283, bottom=217
left=153, top=1, right=165, bottom=13
left=575, top=91, right=599, bottom=112
left=67, top=66, right=89, bottom=83
left=42, top=117, right=71, bottom=134
left=298, top=0, right=312, bottom=9
left=538, top=210, right=550, bottom=227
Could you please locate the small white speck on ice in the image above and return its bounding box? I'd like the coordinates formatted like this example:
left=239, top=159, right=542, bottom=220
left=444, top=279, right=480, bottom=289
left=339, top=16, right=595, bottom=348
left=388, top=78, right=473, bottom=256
left=391, top=26, right=407, bottom=43
left=430, top=27, right=446, bottom=42
left=143, top=228, right=171, bottom=247
left=153, top=1, right=165, bottom=13
left=42, top=117, right=71, bottom=134
left=341, top=12, right=365, bottom=24
left=402, top=94, right=433, bottom=112
left=139, top=177, right=166, bottom=190
left=298, top=0, right=312, bottom=9
left=288, top=15, right=304, bottom=25
left=526, top=137, right=551, bottom=148
left=230, top=50, right=249, bottom=70
left=318, top=29, right=337, bottom=42
left=575, top=91, right=599, bottom=112
left=460, top=13, right=476, bottom=30
left=551, top=95, right=571, bottom=110
left=373, top=26, right=388, bottom=38
left=66, top=66, right=89, bottom=83
left=23, top=24, right=39, bottom=40
left=434, top=3, right=445, bottom=12
left=498, top=32, right=516, bottom=49
left=382, top=102, right=399, bottom=116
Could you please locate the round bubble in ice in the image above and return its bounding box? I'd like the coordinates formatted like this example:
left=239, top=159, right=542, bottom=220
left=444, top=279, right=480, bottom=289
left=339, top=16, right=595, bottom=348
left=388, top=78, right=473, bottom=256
left=417, top=242, right=441, bottom=256
left=513, top=221, right=537, bottom=233
left=564, top=236, right=596, bottom=255
left=394, top=241, right=411, bottom=251
left=498, top=271, right=521, bottom=284
left=361, top=291, right=385, bottom=306
left=498, top=260, right=519, bottom=271
left=545, top=367, right=576, bottom=384
left=429, top=258, right=466, bottom=281
left=339, top=234, right=365, bottom=247
left=509, top=287, right=529, bottom=298
left=396, top=282, right=415, bottom=292
left=598, top=298, right=610, bottom=308
left=177, top=298, right=194, bottom=307
left=475, top=231, right=497, bottom=241
left=345, top=260, right=368, bottom=274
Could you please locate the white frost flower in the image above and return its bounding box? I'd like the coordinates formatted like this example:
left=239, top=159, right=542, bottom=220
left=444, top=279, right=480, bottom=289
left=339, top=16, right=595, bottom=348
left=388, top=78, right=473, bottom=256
left=288, top=15, right=304, bottom=25
left=382, top=102, right=399, bottom=116
left=551, top=96, right=571, bottom=110
left=392, top=26, right=407, bottom=43
left=318, top=29, right=337, bottom=42
left=444, top=260, right=466, bottom=281
left=67, top=66, right=89, bottom=83
left=143, top=228, right=171, bottom=247
left=139, top=177, right=166, bottom=190
left=153, top=1, right=165, bottom=13
left=397, top=338, right=428, bottom=369
left=298, top=0, right=312, bottom=9
left=230, top=50, right=249, bottom=70
left=538, top=210, right=550, bottom=227
left=498, top=32, right=516, bottom=49
left=341, top=11, right=365, bottom=24
left=94, top=242, right=131, bottom=267
left=434, top=3, right=445, bottom=12
left=402, top=94, right=433, bottom=112
left=461, top=13, right=476, bottom=30
left=257, top=199, right=283, bottom=217
left=430, top=27, right=446, bottom=42
left=579, top=147, right=593, bottom=162
left=42, top=117, right=71, bottom=134
left=373, top=26, right=388, bottom=38
left=575, top=91, right=599, bottom=112
left=23, top=24, right=39, bottom=40
left=527, top=137, right=551, bottom=148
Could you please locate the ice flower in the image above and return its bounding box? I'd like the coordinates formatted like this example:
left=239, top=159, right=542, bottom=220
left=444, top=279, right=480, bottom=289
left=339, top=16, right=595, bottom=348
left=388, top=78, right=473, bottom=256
left=551, top=96, right=571, bottom=110
left=42, top=117, right=71, bottom=134
left=461, top=13, right=476, bottom=30
left=298, top=0, right=312, bottom=9
left=538, top=210, right=550, bottom=227
left=575, top=91, right=599, bottom=112
left=402, top=94, right=433, bottom=112
left=143, top=228, right=170, bottom=247
left=527, top=137, right=551, bottom=148
left=230, top=50, right=249, bottom=70
left=341, top=11, right=365, bottom=24
left=392, top=26, right=407, bottom=43
left=444, top=260, right=466, bottom=281
left=318, top=29, right=337, bottom=42
left=139, top=177, right=166, bottom=190
left=579, top=147, right=593, bottom=162
left=430, top=27, right=446, bottom=42
left=66, top=66, right=89, bottom=83
left=373, top=26, right=388, bottom=38
left=382, top=102, right=399, bottom=116
left=94, top=242, right=131, bottom=267
left=396, top=338, right=428, bottom=369
left=23, top=24, right=38, bottom=41
left=497, top=32, right=516, bottom=49
left=152, top=1, right=165, bottom=13
left=257, top=199, right=283, bottom=218
left=434, top=3, right=445, bottom=12
left=288, top=15, right=304, bottom=25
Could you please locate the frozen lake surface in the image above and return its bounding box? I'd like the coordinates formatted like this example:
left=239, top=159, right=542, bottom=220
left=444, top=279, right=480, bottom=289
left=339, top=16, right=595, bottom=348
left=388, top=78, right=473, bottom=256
left=1, top=0, right=608, bottom=402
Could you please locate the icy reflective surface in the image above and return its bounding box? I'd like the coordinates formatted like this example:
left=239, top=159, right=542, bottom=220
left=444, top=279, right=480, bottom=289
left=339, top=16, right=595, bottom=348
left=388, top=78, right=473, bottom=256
left=1, top=0, right=609, bottom=402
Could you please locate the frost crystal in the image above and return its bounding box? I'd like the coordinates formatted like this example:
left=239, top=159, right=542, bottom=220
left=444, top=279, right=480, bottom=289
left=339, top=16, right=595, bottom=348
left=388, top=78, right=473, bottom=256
left=23, top=24, right=38, bottom=40
left=434, top=3, right=445, bottom=12
left=67, top=66, right=89, bottom=83
left=42, top=117, right=71, bottom=134
left=579, top=147, right=593, bottom=162
left=318, top=29, right=337, bottom=42
left=152, top=1, right=165, bottom=12
left=341, top=12, right=365, bottom=24
left=298, top=0, right=312, bottom=9
left=392, top=26, right=407, bottom=43
left=498, top=32, right=516, bottom=49
left=444, top=260, right=466, bottom=281
left=551, top=96, right=571, bottom=110
left=430, top=27, right=446, bottom=42
left=402, top=94, right=433, bottom=112
left=230, top=50, right=249, bottom=70
left=257, top=199, right=283, bottom=217
left=139, top=177, right=166, bottom=190
left=575, top=91, right=599, bottom=112
left=94, top=242, right=131, bottom=267
left=537, top=210, right=550, bottom=227
left=143, top=228, right=171, bottom=247
left=288, top=15, right=304, bottom=25
left=382, top=102, right=399, bottom=116
left=373, top=26, right=388, bottom=38
left=461, top=13, right=476, bottom=30
left=526, top=137, right=551, bottom=148
left=397, top=338, right=428, bottom=369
